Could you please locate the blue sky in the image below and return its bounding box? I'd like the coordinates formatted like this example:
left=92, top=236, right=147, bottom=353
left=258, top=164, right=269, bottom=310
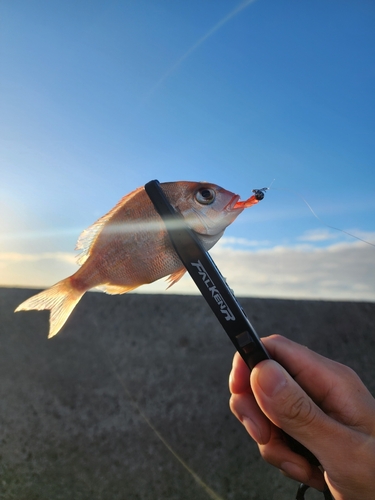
left=1, top=0, right=375, bottom=300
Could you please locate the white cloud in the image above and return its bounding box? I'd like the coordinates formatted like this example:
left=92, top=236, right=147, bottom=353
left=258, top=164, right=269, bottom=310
left=0, top=252, right=77, bottom=288
left=297, top=228, right=339, bottom=242
left=0, top=252, right=76, bottom=263
left=1, top=242, right=374, bottom=302
left=209, top=241, right=375, bottom=301
left=218, top=236, right=270, bottom=248
left=298, top=228, right=375, bottom=245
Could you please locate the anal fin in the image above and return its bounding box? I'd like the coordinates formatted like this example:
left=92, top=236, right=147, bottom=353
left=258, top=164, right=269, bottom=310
left=97, top=284, right=138, bottom=295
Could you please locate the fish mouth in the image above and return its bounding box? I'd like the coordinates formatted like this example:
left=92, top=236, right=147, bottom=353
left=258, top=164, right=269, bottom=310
left=225, top=194, right=241, bottom=211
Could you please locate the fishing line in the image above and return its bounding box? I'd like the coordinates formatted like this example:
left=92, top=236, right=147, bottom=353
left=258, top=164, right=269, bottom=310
left=104, top=350, right=224, bottom=500
left=268, top=186, right=375, bottom=248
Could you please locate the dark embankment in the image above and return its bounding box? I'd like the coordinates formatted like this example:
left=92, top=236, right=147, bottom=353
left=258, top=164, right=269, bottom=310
left=1, top=287, right=375, bottom=500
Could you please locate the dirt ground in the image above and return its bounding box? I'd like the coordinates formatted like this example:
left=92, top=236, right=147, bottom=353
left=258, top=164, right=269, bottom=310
left=1, top=287, right=374, bottom=500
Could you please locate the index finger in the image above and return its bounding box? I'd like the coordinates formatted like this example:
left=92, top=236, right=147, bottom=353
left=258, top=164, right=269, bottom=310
left=229, top=351, right=251, bottom=394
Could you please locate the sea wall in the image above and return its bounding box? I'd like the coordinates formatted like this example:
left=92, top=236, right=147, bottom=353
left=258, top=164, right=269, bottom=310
left=1, top=288, right=374, bottom=499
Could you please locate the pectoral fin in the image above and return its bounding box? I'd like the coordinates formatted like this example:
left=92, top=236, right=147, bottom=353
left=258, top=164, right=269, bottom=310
left=166, top=268, right=186, bottom=289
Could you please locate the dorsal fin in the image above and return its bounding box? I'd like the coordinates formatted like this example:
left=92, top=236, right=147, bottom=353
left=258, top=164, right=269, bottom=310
left=75, top=186, right=143, bottom=266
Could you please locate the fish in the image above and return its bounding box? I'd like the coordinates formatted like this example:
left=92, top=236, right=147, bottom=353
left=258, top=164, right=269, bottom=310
left=15, top=181, right=262, bottom=338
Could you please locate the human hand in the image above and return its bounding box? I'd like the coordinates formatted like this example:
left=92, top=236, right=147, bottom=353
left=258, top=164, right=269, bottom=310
left=229, top=335, right=375, bottom=500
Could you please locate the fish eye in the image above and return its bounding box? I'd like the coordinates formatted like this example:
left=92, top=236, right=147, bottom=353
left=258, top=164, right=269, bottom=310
left=195, top=187, right=216, bottom=205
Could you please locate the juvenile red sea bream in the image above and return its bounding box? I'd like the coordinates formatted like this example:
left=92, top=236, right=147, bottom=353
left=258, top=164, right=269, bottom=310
left=15, top=181, right=262, bottom=338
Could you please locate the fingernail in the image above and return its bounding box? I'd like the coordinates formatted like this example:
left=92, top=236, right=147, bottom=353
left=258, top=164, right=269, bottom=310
left=256, top=361, right=287, bottom=397
left=241, top=416, right=262, bottom=443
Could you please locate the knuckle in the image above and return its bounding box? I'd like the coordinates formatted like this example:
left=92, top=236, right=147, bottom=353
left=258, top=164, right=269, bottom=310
left=229, top=394, right=240, bottom=417
left=336, top=362, right=356, bottom=378
left=286, top=394, right=317, bottom=427
left=259, top=444, right=275, bottom=465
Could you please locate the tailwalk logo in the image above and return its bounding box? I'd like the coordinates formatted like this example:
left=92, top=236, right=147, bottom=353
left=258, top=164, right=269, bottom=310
left=191, top=260, right=235, bottom=321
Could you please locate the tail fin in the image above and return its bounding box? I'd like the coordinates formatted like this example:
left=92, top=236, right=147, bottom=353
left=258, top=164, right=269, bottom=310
left=15, top=278, right=84, bottom=338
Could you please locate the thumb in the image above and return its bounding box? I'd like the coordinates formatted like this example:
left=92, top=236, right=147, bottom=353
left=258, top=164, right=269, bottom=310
left=250, top=360, right=338, bottom=461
